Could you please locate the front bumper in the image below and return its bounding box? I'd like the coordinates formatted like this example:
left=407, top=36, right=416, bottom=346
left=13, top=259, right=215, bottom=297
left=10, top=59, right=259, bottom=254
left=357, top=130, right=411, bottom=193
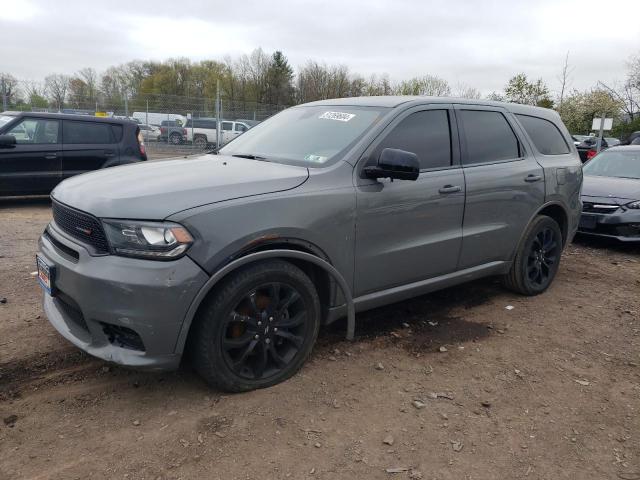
left=39, top=223, right=208, bottom=370
left=577, top=208, right=640, bottom=242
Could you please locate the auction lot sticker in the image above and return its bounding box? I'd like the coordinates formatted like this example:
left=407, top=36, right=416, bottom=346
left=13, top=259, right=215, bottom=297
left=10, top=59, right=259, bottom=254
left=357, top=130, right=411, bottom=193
left=319, top=111, right=356, bottom=122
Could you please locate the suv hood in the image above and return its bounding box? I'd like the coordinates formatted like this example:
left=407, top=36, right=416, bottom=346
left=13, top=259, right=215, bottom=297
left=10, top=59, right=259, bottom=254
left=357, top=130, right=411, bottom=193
left=582, top=175, right=640, bottom=201
left=52, top=155, right=309, bottom=219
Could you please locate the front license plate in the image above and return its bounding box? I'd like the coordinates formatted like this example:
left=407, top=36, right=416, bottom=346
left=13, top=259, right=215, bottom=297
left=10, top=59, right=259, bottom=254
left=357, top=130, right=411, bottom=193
left=579, top=214, right=597, bottom=230
left=36, top=255, right=55, bottom=295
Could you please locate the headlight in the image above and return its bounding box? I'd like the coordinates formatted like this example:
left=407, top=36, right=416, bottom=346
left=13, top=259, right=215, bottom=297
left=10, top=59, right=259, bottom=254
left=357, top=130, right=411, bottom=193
left=626, top=200, right=640, bottom=209
left=102, top=219, right=194, bottom=259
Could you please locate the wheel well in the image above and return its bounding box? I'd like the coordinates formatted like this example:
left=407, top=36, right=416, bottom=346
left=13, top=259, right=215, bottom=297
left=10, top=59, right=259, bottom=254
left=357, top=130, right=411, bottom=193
left=538, top=204, right=568, bottom=245
left=189, top=243, right=333, bottom=342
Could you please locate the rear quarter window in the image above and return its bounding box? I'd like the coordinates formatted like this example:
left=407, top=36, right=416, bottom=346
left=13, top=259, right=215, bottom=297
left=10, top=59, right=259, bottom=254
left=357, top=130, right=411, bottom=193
left=515, top=114, right=570, bottom=155
left=63, top=121, right=114, bottom=144
left=111, top=125, right=123, bottom=142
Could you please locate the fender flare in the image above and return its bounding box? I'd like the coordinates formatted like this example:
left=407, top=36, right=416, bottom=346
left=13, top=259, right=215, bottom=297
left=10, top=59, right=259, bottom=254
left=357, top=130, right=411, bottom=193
left=175, top=249, right=356, bottom=354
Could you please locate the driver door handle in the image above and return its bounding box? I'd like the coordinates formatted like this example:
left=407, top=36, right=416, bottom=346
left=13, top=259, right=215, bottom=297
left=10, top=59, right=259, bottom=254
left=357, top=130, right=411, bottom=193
left=525, top=174, right=542, bottom=182
left=439, top=185, right=462, bottom=194
left=44, top=153, right=57, bottom=160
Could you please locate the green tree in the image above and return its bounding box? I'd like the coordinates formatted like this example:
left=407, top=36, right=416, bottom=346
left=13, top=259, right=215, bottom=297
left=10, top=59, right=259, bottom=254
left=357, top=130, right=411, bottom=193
left=504, top=73, right=552, bottom=107
left=265, top=51, right=294, bottom=105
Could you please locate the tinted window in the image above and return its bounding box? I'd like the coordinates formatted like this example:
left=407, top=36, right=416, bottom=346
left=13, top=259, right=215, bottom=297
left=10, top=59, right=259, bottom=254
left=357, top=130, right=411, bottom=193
left=235, top=123, right=248, bottom=133
left=516, top=114, right=569, bottom=155
left=222, top=122, right=233, bottom=131
left=111, top=125, right=123, bottom=142
left=7, top=118, right=59, bottom=144
left=373, top=110, right=452, bottom=170
left=460, top=110, right=520, bottom=165
left=63, top=121, right=113, bottom=144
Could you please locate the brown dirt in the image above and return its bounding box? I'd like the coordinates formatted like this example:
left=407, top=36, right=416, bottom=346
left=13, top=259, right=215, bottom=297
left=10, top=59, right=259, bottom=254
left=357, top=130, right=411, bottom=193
left=1, top=197, right=640, bottom=480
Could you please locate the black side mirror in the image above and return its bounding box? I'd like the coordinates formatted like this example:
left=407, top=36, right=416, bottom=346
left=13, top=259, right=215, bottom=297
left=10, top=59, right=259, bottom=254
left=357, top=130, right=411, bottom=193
left=0, top=135, right=16, bottom=148
left=364, top=148, right=420, bottom=181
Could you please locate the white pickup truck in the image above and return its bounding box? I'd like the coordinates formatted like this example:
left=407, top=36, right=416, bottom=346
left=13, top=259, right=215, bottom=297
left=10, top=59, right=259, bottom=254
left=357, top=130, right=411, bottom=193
left=184, top=118, right=251, bottom=148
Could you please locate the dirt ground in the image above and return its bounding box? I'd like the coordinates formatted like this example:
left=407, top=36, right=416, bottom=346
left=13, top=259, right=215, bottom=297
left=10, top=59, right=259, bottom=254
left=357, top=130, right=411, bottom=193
left=1, top=197, right=639, bottom=480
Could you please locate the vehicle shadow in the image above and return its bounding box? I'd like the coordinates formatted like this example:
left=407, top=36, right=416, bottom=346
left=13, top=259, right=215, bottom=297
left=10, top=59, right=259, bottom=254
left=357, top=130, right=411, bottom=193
left=0, top=195, right=51, bottom=210
left=321, top=277, right=501, bottom=353
left=572, top=234, right=640, bottom=256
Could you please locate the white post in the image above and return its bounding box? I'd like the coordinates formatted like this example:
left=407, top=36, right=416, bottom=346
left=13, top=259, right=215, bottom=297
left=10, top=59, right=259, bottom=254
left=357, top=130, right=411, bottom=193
left=596, top=114, right=605, bottom=153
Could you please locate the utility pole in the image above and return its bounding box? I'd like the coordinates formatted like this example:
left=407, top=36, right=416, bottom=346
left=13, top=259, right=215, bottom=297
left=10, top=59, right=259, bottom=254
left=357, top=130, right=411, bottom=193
left=596, top=113, right=606, bottom=153
left=215, top=79, right=221, bottom=150
left=1, top=77, right=7, bottom=112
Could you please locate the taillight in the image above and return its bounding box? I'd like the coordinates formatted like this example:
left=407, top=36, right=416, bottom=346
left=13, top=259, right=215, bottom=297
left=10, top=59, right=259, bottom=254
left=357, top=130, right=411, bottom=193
left=182, top=128, right=187, bottom=135
left=586, top=149, right=597, bottom=160
left=137, top=131, right=146, bottom=156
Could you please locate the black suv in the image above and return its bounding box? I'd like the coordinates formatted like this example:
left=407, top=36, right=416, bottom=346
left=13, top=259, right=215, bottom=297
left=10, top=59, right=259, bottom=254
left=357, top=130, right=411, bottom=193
left=0, top=112, right=147, bottom=196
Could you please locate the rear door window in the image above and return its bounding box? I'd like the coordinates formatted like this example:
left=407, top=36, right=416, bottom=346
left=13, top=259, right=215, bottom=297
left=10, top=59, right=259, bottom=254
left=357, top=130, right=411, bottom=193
left=63, top=121, right=114, bottom=144
left=515, top=114, right=570, bottom=155
left=373, top=110, right=452, bottom=170
left=459, top=110, right=520, bottom=165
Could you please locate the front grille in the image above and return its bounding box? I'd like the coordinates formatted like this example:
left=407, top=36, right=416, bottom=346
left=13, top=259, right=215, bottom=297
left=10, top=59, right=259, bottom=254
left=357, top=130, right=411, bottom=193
left=43, top=229, right=80, bottom=261
left=582, top=202, right=620, bottom=214
left=52, top=201, right=109, bottom=254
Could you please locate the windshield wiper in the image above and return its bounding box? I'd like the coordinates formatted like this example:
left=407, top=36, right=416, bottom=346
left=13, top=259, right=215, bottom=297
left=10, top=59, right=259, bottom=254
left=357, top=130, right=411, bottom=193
left=231, top=153, right=269, bottom=161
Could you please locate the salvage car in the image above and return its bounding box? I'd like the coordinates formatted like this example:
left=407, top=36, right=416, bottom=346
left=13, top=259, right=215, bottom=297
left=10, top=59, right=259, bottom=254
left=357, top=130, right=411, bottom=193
left=0, top=112, right=147, bottom=196
left=37, top=97, right=582, bottom=391
left=578, top=145, right=640, bottom=241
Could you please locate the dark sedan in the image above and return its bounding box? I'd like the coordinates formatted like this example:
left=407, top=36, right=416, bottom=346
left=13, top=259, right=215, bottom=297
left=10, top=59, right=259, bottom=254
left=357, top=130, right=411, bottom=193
left=578, top=146, right=640, bottom=241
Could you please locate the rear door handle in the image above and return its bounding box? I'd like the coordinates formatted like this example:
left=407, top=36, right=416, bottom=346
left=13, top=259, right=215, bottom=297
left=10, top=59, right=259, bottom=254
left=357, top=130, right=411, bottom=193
left=104, top=150, right=116, bottom=157
left=438, top=185, right=462, bottom=194
left=44, top=153, right=57, bottom=160
left=525, top=174, right=542, bottom=182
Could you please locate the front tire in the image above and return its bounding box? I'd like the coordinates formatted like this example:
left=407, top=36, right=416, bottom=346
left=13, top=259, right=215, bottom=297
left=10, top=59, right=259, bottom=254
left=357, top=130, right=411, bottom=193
left=503, top=215, right=563, bottom=295
left=169, top=132, right=183, bottom=145
left=191, top=260, right=321, bottom=392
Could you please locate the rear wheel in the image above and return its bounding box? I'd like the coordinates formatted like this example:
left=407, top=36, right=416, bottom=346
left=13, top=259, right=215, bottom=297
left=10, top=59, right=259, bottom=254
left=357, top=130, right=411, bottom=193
left=191, top=260, right=321, bottom=392
left=503, top=215, right=562, bottom=295
left=194, top=136, right=207, bottom=149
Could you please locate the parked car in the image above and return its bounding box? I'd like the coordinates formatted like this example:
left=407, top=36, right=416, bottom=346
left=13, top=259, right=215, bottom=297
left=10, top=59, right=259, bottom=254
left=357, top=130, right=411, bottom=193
left=37, top=97, right=581, bottom=391
left=576, top=136, right=609, bottom=162
left=234, top=118, right=261, bottom=128
left=605, top=137, right=621, bottom=147
left=184, top=118, right=251, bottom=148
left=578, top=145, right=640, bottom=241
left=0, top=112, right=146, bottom=196
left=159, top=120, right=187, bottom=144
left=138, top=124, right=160, bottom=142
left=131, top=112, right=186, bottom=128
left=572, top=134, right=589, bottom=145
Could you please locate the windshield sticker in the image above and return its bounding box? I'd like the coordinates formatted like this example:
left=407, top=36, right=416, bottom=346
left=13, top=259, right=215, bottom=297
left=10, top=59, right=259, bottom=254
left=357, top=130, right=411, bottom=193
left=319, top=111, right=356, bottom=122
left=304, top=154, right=329, bottom=163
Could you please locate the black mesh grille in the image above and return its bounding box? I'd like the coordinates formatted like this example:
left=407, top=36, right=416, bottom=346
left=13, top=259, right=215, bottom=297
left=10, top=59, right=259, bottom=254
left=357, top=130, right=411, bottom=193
left=52, top=201, right=110, bottom=253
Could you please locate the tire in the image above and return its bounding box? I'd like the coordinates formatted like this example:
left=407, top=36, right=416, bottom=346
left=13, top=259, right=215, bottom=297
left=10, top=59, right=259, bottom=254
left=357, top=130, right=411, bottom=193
left=191, top=260, right=321, bottom=392
left=194, top=136, right=207, bottom=149
left=169, top=132, right=182, bottom=145
left=503, top=215, right=563, bottom=296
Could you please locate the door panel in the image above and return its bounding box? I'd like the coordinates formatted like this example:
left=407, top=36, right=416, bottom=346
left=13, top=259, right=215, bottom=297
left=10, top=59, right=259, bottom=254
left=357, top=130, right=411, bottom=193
left=454, top=106, right=545, bottom=269
left=354, top=104, right=465, bottom=297
left=355, top=169, right=465, bottom=295
left=0, top=118, right=61, bottom=194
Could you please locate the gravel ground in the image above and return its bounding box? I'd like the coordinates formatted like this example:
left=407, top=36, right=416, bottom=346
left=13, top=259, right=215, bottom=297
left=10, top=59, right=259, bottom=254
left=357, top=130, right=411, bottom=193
left=1, top=197, right=639, bottom=480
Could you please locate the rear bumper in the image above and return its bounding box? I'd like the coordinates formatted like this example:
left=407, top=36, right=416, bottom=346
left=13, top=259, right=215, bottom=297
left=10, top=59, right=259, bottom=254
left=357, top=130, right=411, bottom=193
left=39, top=223, right=209, bottom=370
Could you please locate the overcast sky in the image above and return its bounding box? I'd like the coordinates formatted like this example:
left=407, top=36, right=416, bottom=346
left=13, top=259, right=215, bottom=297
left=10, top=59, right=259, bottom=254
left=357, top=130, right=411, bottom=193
left=1, top=0, right=639, bottom=95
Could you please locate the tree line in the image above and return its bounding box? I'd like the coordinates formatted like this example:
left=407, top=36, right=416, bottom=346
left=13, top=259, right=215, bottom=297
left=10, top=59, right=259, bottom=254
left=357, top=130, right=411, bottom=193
left=1, top=48, right=639, bottom=137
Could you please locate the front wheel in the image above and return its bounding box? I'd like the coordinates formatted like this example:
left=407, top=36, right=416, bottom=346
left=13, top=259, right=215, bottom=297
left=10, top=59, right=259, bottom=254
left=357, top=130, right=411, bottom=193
left=169, top=132, right=183, bottom=145
left=503, top=215, right=563, bottom=295
left=191, top=260, right=321, bottom=392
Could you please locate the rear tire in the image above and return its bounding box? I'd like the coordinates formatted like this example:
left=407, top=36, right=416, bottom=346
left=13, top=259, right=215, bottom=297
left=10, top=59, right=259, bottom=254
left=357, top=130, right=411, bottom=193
left=503, top=215, right=563, bottom=296
left=191, top=260, right=321, bottom=392
left=194, top=136, right=207, bottom=149
left=169, top=132, right=182, bottom=145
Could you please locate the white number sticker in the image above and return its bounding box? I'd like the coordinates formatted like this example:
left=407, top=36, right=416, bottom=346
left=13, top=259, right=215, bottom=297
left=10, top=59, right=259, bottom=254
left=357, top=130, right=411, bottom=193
left=319, top=111, right=356, bottom=122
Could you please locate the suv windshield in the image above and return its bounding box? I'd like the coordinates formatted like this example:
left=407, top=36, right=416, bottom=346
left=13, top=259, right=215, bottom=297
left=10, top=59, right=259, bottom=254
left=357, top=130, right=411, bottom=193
left=583, top=149, right=640, bottom=179
left=219, top=105, right=389, bottom=167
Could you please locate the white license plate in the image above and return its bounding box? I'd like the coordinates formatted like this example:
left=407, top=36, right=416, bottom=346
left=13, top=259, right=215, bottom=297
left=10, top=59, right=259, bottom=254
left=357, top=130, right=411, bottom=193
left=36, top=255, right=54, bottom=295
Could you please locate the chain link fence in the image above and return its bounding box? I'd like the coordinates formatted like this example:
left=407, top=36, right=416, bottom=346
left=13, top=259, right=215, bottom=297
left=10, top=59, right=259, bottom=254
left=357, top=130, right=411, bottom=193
left=3, top=82, right=287, bottom=159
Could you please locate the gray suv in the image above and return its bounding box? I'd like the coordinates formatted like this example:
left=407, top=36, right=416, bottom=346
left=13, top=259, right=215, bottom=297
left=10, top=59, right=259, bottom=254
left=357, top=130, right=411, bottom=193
left=37, top=97, right=582, bottom=392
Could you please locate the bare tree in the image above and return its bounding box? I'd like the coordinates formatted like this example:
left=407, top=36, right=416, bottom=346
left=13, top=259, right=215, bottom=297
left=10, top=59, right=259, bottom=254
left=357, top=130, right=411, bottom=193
left=45, top=74, right=70, bottom=110
left=454, top=83, right=481, bottom=99
left=0, top=73, right=19, bottom=107
left=556, top=52, right=574, bottom=114
left=598, top=80, right=639, bottom=121
left=394, top=75, right=451, bottom=96
left=78, top=67, right=97, bottom=101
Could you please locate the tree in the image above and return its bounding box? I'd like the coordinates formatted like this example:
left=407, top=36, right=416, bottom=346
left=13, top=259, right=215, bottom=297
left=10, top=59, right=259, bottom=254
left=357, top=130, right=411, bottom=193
left=504, top=73, right=552, bottom=107
left=265, top=51, right=294, bottom=105
left=557, top=52, right=574, bottom=115
left=44, top=74, right=70, bottom=110
left=0, top=73, right=19, bottom=107
left=394, top=75, right=451, bottom=96
left=454, top=83, right=481, bottom=99
left=558, top=89, right=622, bottom=134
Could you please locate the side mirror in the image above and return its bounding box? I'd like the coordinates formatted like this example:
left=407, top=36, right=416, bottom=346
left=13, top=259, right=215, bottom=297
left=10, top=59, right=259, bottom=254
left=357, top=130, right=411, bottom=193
left=364, top=148, right=420, bottom=181
left=0, top=135, right=16, bottom=148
